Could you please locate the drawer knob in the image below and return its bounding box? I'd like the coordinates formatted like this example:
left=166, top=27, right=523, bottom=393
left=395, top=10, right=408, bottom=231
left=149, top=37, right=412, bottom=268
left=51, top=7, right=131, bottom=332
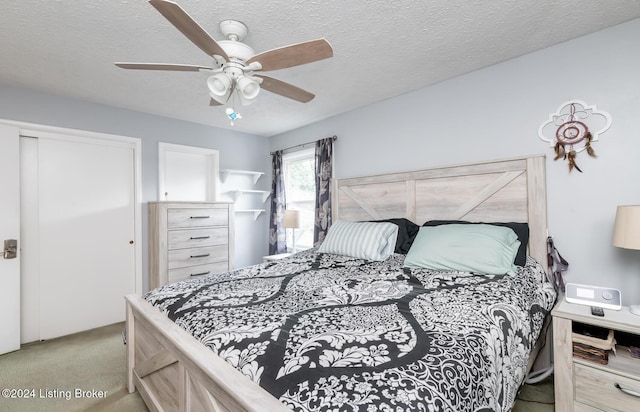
left=615, top=383, right=640, bottom=398
left=190, top=236, right=211, bottom=240
left=190, top=271, right=210, bottom=277
left=190, top=253, right=210, bottom=258
left=190, top=216, right=210, bottom=219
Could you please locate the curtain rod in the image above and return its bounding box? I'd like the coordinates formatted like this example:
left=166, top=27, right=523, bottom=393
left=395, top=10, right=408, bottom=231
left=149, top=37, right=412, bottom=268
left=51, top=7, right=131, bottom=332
left=270, top=135, right=337, bottom=155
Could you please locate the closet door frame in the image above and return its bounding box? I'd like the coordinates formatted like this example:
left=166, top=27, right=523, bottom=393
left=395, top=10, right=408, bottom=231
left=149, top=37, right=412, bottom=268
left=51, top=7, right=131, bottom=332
left=1, top=119, right=143, bottom=296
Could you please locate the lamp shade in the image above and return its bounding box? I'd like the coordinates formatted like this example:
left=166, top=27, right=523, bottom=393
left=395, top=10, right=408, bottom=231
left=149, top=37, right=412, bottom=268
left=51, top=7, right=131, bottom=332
left=613, top=205, right=640, bottom=250
left=283, top=210, right=300, bottom=229
left=236, top=76, right=260, bottom=105
left=207, top=73, right=232, bottom=103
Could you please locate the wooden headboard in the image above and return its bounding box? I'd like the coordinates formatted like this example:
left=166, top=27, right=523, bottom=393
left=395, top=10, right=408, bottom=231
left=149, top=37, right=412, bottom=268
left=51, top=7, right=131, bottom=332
left=332, top=155, right=548, bottom=268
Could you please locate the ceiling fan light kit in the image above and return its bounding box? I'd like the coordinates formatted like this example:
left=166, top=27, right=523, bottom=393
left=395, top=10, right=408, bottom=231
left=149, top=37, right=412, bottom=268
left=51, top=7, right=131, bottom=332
left=207, top=73, right=232, bottom=101
left=116, top=0, right=333, bottom=123
left=236, top=76, right=260, bottom=101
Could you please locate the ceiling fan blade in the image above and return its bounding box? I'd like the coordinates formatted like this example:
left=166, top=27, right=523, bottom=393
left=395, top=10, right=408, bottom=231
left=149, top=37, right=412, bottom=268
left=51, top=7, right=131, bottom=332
left=210, top=98, right=222, bottom=106
left=115, top=62, right=212, bottom=71
left=247, top=38, right=332, bottom=71
left=256, top=75, right=315, bottom=103
left=148, top=0, right=229, bottom=60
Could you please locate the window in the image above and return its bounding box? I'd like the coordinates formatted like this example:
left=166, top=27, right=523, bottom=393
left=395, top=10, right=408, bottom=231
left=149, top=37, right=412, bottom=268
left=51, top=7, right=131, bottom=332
left=283, top=148, right=315, bottom=251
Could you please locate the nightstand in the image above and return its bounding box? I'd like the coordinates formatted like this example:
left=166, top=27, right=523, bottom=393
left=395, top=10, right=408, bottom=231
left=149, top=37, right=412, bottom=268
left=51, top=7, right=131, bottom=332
left=552, top=296, right=640, bottom=411
left=262, top=253, right=292, bottom=263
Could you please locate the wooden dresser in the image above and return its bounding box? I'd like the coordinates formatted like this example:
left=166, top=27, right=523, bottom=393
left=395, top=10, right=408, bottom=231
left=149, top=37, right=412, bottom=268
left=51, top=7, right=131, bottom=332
left=148, top=201, right=234, bottom=289
left=552, top=296, right=640, bottom=411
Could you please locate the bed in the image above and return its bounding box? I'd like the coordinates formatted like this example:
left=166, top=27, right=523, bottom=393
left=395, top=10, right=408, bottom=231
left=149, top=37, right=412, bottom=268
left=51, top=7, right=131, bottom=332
left=126, top=154, right=557, bottom=412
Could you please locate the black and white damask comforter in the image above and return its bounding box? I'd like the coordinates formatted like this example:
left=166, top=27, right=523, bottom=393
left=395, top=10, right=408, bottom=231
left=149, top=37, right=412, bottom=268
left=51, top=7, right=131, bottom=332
left=145, top=249, right=557, bottom=412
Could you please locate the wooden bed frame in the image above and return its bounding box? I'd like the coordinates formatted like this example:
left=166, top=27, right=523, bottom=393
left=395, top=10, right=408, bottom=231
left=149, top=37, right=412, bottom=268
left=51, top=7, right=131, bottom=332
left=125, top=154, right=549, bottom=412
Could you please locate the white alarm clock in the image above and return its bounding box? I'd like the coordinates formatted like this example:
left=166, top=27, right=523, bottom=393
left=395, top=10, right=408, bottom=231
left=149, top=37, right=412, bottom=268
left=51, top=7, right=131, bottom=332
left=565, top=283, right=622, bottom=310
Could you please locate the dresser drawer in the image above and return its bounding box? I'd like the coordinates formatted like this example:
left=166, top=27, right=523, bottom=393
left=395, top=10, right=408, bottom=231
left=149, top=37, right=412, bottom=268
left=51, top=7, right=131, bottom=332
left=575, top=363, right=640, bottom=411
left=168, top=227, right=229, bottom=250
left=167, top=208, right=228, bottom=228
left=168, top=262, right=229, bottom=283
left=168, top=245, right=229, bottom=269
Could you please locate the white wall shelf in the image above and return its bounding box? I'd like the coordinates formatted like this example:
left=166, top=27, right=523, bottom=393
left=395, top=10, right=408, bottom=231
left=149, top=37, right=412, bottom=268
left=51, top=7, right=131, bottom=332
left=235, top=209, right=265, bottom=220
left=221, top=169, right=267, bottom=222
left=220, top=169, right=265, bottom=184
left=229, top=189, right=271, bottom=203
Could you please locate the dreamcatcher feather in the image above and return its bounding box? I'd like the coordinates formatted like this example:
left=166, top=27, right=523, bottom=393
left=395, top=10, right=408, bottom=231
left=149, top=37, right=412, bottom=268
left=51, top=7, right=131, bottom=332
left=538, top=100, right=611, bottom=173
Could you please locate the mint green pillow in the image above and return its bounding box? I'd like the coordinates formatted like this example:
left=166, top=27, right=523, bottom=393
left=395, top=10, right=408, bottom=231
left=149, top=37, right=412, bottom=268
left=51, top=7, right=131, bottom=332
left=403, top=224, right=521, bottom=275
left=318, top=220, right=399, bottom=261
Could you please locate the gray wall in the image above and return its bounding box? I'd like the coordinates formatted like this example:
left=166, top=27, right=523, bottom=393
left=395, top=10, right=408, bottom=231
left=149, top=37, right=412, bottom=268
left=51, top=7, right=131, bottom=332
left=271, top=19, right=640, bottom=306
left=0, top=84, right=271, bottom=292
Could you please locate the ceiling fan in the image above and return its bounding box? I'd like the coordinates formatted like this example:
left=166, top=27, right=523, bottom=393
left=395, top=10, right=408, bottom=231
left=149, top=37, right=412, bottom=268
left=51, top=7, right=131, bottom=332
left=115, top=0, right=333, bottom=122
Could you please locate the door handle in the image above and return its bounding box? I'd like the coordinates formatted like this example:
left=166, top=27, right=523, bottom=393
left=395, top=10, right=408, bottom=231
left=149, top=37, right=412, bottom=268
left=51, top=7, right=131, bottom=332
left=3, top=239, right=17, bottom=259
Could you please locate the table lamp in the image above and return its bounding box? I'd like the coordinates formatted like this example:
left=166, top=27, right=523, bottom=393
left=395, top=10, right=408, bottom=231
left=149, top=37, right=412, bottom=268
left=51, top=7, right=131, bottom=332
left=283, top=209, right=300, bottom=253
left=612, top=205, right=640, bottom=316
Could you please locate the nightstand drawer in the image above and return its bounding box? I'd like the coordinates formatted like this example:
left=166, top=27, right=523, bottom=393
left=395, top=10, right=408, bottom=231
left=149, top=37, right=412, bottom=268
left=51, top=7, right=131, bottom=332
left=575, top=363, right=640, bottom=411
left=168, top=262, right=229, bottom=283
left=168, top=245, right=229, bottom=269
left=574, top=402, right=604, bottom=412
left=168, top=208, right=228, bottom=228
left=168, top=227, right=229, bottom=249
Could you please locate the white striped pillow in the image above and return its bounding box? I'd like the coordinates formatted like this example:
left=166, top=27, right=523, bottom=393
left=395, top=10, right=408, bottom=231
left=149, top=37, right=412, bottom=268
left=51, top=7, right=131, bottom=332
left=317, top=220, right=399, bottom=261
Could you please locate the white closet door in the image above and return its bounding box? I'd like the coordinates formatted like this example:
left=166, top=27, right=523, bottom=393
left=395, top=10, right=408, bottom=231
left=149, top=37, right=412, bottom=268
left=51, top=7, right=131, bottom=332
left=0, top=124, right=21, bottom=354
left=37, top=136, right=136, bottom=339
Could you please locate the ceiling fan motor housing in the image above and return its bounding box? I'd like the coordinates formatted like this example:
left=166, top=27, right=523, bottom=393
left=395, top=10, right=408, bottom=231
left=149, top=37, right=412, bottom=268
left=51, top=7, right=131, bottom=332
left=218, top=40, right=254, bottom=62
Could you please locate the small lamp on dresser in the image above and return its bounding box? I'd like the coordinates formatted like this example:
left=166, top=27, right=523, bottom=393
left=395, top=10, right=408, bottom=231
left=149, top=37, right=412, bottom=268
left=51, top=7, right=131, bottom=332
left=283, top=209, right=300, bottom=253
left=612, top=204, right=640, bottom=316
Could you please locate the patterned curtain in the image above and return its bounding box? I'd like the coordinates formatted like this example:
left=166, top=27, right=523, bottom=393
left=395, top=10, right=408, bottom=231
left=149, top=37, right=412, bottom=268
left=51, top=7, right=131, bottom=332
left=269, top=150, right=287, bottom=254
left=314, top=137, right=333, bottom=246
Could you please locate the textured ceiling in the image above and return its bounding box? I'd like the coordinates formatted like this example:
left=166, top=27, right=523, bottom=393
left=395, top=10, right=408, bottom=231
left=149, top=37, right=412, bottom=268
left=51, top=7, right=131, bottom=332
left=1, top=1, right=639, bottom=137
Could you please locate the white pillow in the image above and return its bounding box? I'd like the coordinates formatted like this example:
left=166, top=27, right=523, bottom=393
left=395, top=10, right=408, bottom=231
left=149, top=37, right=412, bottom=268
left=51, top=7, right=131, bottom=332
left=318, top=220, right=399, bottom=261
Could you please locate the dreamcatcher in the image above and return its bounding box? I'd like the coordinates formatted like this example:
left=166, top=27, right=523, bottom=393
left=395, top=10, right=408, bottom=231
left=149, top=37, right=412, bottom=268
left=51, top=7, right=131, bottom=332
left=538, top=100, right=612, bottom=173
